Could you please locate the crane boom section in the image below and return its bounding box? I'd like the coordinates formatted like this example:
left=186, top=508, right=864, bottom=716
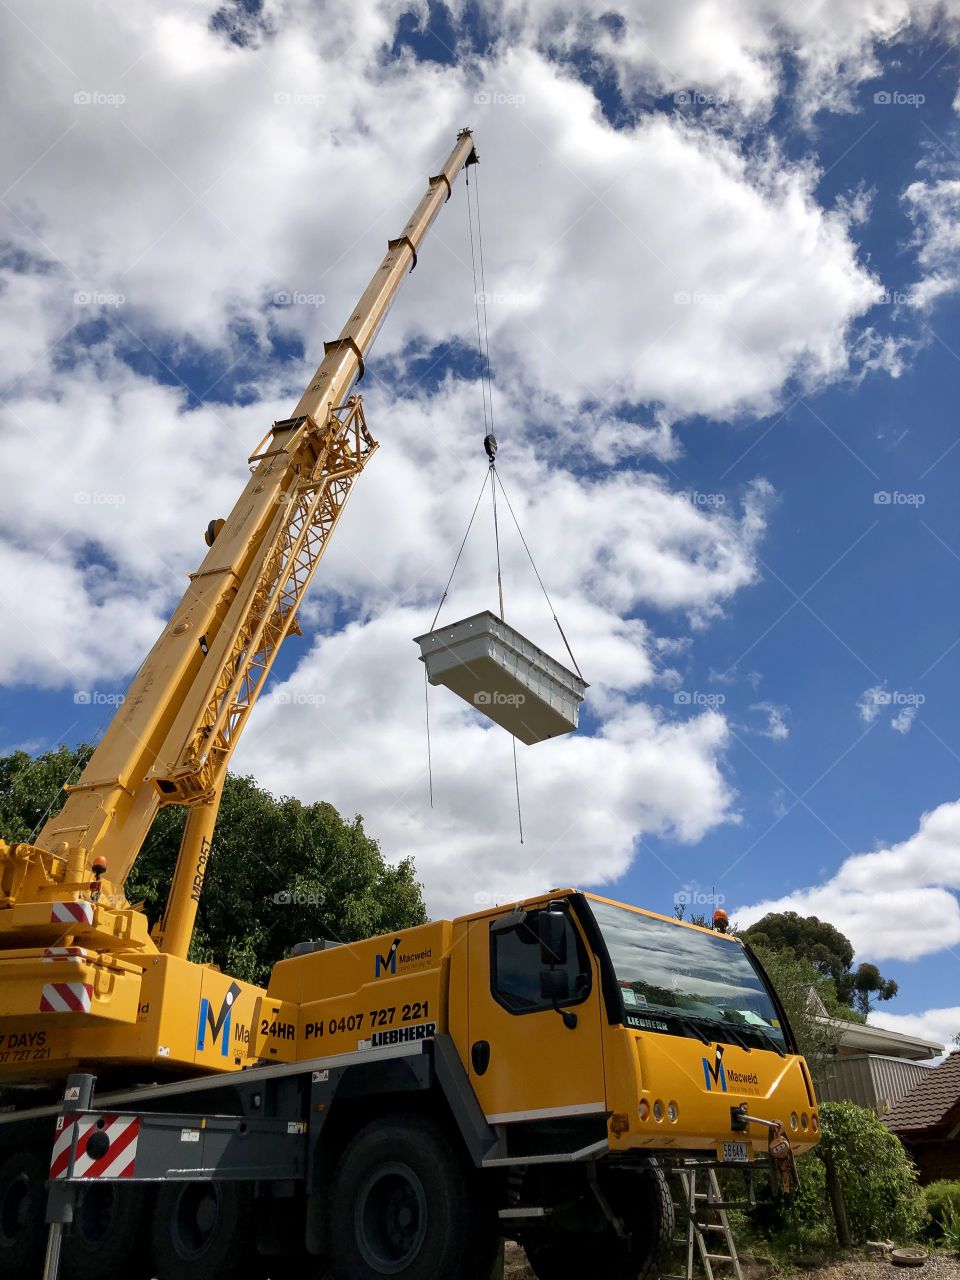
left=24, top=129, right=477, bottom=891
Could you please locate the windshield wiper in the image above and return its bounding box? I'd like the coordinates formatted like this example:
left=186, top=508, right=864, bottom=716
left=749, top=1024, right=786, bottom=1057
left=649, top=1008, right=711, bottom=1044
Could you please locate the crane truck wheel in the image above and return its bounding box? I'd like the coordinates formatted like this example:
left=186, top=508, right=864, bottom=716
left=327, top=1112, right=494, bottom=1280
left=522, top=1162, right=674, bottom=1280
left=151, top=1180, right=257, bottom=1280
left=0, top=1147, right=48, bottom=1280
left=62, top=1183, right=150, bottom=1280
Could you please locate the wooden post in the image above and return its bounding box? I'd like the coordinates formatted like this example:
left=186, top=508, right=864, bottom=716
left=822, top=1148, right=851, bottom=1246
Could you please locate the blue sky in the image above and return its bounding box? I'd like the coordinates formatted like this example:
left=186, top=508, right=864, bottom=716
left=2, top=0, right=960, bottom=1046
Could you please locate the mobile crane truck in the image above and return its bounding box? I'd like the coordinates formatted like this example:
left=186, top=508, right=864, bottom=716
left=0, top=129, right=819, bottom=1280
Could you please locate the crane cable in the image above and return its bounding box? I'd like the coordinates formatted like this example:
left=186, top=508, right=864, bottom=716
left=427, top=166, right=582, bottom=842
left=468, top=164, right=523, bottom=843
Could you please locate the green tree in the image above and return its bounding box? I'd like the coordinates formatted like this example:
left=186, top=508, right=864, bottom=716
left=1, top=746, right=427, bottom=985
left=748, top=943, right=846, bottom=1081
left=743, top=911, right=897, bottom=1014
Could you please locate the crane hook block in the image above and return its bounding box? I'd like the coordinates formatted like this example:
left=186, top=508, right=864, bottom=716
left=484, top=434, right=497, bottom=462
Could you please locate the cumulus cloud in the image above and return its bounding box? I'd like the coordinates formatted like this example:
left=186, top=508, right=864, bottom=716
left=735, top=799, right=960, bottom=962
left=468, top=0, right=957, bottom=123
left=0, top=0, right=948, bottom=918
left=870, top=1005, right=960, bottom=1050
left=234, top=608, right=739, bottom=916
left=0, top=0, right=887, bottom=430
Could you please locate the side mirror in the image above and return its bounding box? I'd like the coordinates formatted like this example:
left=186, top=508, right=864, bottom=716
left=538, top=908, right=568, bottom=967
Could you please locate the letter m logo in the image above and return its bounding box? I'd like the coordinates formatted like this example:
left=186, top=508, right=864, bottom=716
left=197, top=981, right=242, bottom=1057
left=702, top=1044, right=727, bottom=1092
left=375, top=939, right=401, bottom=978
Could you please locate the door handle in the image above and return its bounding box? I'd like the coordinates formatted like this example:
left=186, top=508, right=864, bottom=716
left=471, top=1040, right=491, bottom=1075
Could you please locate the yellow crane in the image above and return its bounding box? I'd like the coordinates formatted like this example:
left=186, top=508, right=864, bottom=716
left=0, top=128, right=478, bottom=1082
left=0, top=129, right=818, bottom=1280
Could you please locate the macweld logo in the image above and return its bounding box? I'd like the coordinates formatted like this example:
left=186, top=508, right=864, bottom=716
left=702, top=1044, right=727, bottom=1092
left=197, top=981, right=242, bottom=1056
left=375, top=939, right=401, bottom=978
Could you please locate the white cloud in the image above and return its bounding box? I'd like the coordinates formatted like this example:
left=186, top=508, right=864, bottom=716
left=750, top=701, right=789, bottom=740
left=0, top=0, right=948, bottom=919
left=891, top=704, right=917, bottom=734
left=0, top=0, right=886, bottom=432
left=904, top=178, right=960, bottom=310
left=472, top=0, right=955, bottom=123
left=857, top=684, right=923, bottom=732
left=234, top=608, right=739, bottom=917
left=736, top=799, right=960, bottom=962
left=870, top=1006, right=960, bottom=1051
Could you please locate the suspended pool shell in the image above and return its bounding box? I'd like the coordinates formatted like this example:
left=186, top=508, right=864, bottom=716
left=414, top=611, right=588, bottom=745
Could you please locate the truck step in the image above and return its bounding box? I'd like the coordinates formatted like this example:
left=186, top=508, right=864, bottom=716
left=499, top=1206, right=550, bottom=1220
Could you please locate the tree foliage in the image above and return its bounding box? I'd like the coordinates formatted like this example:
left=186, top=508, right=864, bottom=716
left=750, top=1102, right=924, bottom=1248
left=743, top=911, right=898, bottom=1015
left=749, top=943, right=846, bottom=1080
left=1, top=746, right=427, bottom=985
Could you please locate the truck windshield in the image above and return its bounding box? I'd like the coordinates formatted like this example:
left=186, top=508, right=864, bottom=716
left=588, top=899, right=788, bottom=1053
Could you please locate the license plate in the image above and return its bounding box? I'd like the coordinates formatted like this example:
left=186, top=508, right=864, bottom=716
left=721, top=1141, right=749, bottom=1163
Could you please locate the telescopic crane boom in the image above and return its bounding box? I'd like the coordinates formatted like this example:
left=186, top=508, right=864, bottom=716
left=0, top=129, right=477, bottom=1081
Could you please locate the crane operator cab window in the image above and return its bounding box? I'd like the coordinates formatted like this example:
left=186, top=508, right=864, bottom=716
left=490, top=906, right=592, bottom=1015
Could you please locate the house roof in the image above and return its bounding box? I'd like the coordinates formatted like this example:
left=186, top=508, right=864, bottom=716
left=885, top=1051, right=960, bottom=1136
left=805, top=990, right=943, bottom=1060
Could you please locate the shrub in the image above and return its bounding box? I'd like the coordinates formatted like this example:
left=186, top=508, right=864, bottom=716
left=924, top=1181, right=960, bottom=1240
left=748, top=1101, right=924, bottom=1248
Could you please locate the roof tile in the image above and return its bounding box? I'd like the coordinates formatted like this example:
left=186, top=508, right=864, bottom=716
left=885, top=1051, right=960, bottom=1135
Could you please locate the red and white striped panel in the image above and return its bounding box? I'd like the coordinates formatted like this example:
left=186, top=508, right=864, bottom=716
left=50, top=902, right=94, bottom=926
left=42, top=947, right=87, bottom=963
left=40, top=982, right=93, bottom=1013
left=50, top=1114, right=140, bottom=1180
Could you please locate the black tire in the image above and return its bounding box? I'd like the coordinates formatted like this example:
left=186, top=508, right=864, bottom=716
left=0, top=1148, right=48, bottom=1280
left=328, top=1112, right=494, bottom=1280
left=63, top=1183, right=150, bottom=1280
left=524, top=1163, right=674, bottom=1280
left=151, top=1181, right=256, bottom=1280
